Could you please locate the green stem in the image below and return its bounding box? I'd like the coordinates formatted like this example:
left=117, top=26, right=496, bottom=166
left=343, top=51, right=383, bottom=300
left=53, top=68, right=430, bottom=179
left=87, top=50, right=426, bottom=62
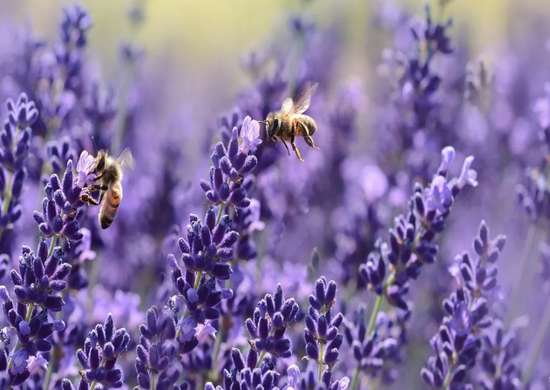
left=256, top=351, right=266, bottom=368
left=317, top=343, right=325, bottom=382
left=524, top=295, right=550, bottom=383
left=441, top=351, right=458, bottom=390
left=366, top=294, right=383, bottom=336
left=350, top=367, right=361, bottom=390
left=44, top=344, right=62, bottom=390
left=509, top=224, right=538, bottom=321
left=370, top=378, right=379, bottom=390
left=1, top=173, right=12, bottom=216
left=216, top=203, right=224, bottom=224
left=351, top=273, right=393, bottom=390
left=150, top=372, right=158, bottom=390
left=194, top=271, right=203, bottom=289
left=212, top=326, right=224, bottom=366
left=366, top=272, right=394, bottom=336
left=48, top=236, right=58, bottom=258
left=43, top=361, right=54, bottom=390
left=442, top=370, right=452, bottom=390
left=207, top=322, right=226, bottom=381
left=25, top=304, right=33, bottom=322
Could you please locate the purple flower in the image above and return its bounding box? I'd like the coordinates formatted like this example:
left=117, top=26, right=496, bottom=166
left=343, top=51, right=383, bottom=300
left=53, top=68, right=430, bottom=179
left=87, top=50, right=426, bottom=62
left=201, top=128, right=258, bottom=209
left=26, top=353, right=47, bottom=375
left=0, top=94, right=36, bottom=254
left=305, top=277, right=346, bottom=385
left=425, top=148, right=477, bottom=213
left=75, top=150, right=97, bottom=188
left=74, top=314, right=130, bottom=388
left=437, top=146, right=456, bottom=174
left=455, top=156, right=478, bottom=189
left=246, top=284, right=300, bottom=359
left=425, top=175, right=454, bottom=213
left=195, top=321, right=217, bottom=343
left=287, top=364, right=301, bottom=389
left=2, top=1, right=549, bottom=389
left=0, top=252, right=68, bottom=384
left=239, top=116, right=262, bottom=154
left=421, top=222, right=507, bottom=389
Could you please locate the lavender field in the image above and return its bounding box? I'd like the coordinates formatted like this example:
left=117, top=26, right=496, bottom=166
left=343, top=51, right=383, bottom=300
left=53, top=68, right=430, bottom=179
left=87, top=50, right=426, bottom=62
left=0, top=0, right=549, bottom=389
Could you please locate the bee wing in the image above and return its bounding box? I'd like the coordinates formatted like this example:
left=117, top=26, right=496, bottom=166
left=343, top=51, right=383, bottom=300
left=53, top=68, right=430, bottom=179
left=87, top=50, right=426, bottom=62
left=281, top=97, right=294, bottom=114
left=292, top=83, right=318, bottom=114
left=117, top=148, right=135, bottom=171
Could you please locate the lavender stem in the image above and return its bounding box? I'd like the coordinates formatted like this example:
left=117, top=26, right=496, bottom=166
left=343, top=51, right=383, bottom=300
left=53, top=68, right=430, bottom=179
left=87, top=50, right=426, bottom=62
left=509, top=224, right=538, bottom=321
left=350, top=367, right=362, bottom=390
left=524, top=293, right=550, bottom=383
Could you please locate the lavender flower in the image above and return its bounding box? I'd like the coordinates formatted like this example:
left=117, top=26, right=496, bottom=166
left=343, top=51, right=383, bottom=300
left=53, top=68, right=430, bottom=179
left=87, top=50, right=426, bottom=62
left=0, top=240, right=69, bottom=385
left=304, top=277, right=345, bottom=381
left=207, top=347, right=280, bottom=390
left=347, top=147, right=478, bottom=388
left=239, top=116, right=262, bottom=154
left=345, top=308, right=405, bottom=386
left=245, top=284, right=300, bottom=359
left=1, top=1, right=549, bottom=389
left=135, top=306, right=178, bottom=389
left=56, top=4, right=92, bottom=96
left=175, top=208, right=239, bottom=282
left=421, top=221, right=506, bottom=389
left=9, top=242, right=71, bottom=311
left=478, top=320, right=522, bottom=390
left=360, top=147, right=478, bottom=312
left=47, top=137, right=77, bottom=176
left=73, top=314, right=130, bottom=388
left=75, top=150, right=97, bottom=188
left=33, top=161, right=85, bottom=243
left=201, top=127, right=258, bottom=210
left=0, top=94, right=37, bottom=253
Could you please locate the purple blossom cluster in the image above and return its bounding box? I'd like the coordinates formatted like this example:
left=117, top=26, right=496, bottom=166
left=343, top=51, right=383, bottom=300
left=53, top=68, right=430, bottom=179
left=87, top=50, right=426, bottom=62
left=0, top=1, right=549, bottom=389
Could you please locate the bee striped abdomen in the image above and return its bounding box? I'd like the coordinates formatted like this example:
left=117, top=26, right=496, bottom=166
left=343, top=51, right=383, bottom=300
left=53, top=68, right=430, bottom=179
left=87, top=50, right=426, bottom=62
left=295, top=114, right=317, bottom=135
left=99, top=182, right=123, bottom=229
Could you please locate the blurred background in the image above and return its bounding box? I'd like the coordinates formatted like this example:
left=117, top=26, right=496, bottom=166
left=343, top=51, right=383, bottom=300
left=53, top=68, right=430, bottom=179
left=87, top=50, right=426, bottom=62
left=1, top=0, right=550, bottom=388
left=0, top=0, right=541, bottom=122
left=1, top=0, right=547, bottom=161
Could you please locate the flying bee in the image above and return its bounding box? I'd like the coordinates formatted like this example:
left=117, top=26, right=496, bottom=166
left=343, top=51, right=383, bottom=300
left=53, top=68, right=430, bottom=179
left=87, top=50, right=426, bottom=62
left=80, top=149, right=134, bottom=229
left=264, top=83, right=319, bottom=161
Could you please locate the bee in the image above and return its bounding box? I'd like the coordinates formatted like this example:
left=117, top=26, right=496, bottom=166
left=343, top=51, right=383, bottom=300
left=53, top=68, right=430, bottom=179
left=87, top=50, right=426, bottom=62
left=80, top=149, right=134, bottom=229
left=265, top=83, right=319, bottom=161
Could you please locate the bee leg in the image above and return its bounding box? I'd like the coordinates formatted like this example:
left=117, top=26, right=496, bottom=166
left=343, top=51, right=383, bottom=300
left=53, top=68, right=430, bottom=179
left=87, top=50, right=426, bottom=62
left=303, top=134, right=318, bottom=149
left=281, top=140, right=292, bottom=156
left=276, top=136, right=291, bottom=156
left=82, top=195, right=100, bottom=206
left=290, top=135, right=304, bottom=161
left=296, top=121, right=318, bottom=150
left=80, top=189, right=100, bottom=205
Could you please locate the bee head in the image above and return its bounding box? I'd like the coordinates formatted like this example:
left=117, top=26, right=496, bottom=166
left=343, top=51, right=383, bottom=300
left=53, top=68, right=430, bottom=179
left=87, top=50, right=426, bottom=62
left=94, top=150, right=107, bottom=173
left=265, top=113, right=279, bottom=140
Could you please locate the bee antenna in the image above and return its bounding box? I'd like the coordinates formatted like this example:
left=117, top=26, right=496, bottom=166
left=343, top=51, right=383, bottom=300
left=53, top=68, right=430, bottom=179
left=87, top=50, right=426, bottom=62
left=90, top=135, right=99, bottom=152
